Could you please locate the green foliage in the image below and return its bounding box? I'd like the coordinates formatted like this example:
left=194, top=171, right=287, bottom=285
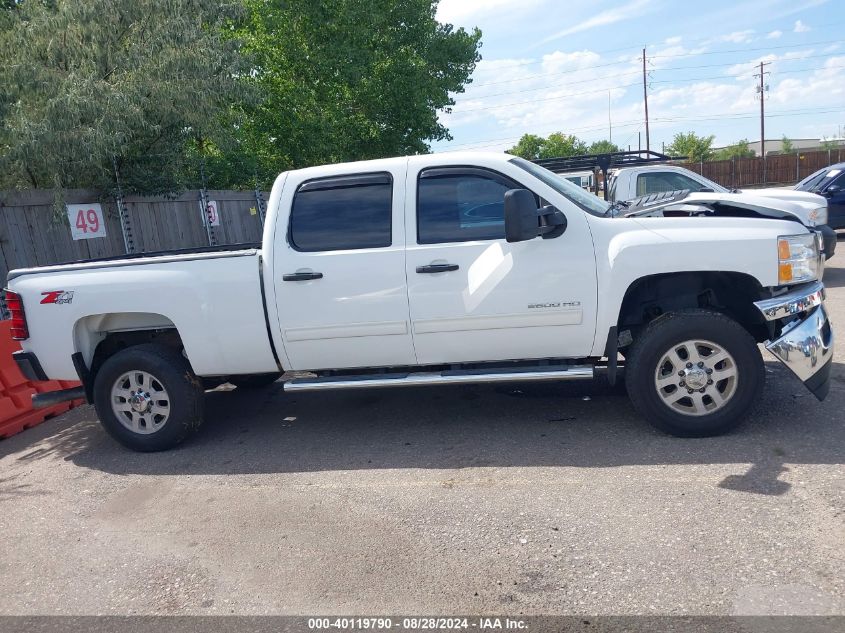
left=0, top=1, right=481, bottom=193
left=781, top=136, right=795, bottom=154
left=820, top=138, right=839, bottom=150
left=507, top=134, right=546, bottom=160
left=714, top=139, right=756, bottom=160
left=587, top=139, right=620, bottom=154
left=211, top=0, right=482, bottom=188
left=665, top=132, right=715, bottom=163
left=0, top=0, right=248, bottom=193
left=507, top=132, right=588, bottom=160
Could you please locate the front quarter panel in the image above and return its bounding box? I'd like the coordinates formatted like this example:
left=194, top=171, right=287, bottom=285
left=588, top=215, right=796, bottom=356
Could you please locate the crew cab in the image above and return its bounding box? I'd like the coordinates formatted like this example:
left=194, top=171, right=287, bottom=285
left=607, top=164, right=836, bottom=257
left=5, top=152, right=835, bottom=451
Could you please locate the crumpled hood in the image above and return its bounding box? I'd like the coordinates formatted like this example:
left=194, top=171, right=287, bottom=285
left=736, top=187, right=826, bottom=208
left=618, top=190, right=811, bottom=224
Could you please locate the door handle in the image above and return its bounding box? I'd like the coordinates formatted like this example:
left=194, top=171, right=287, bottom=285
left=416, top=263, right=459, bottom=274
left=283, top=271, right=323, bottom=281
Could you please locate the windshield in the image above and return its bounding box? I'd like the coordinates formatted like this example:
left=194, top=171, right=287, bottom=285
left=796, top=166, right=841, bottom=192
left=509, top=157, right=611, bottom=216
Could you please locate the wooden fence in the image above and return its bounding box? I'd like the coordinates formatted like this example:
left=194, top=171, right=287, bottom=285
left=679, top=148, right=844, bottom=189
left=0, top=189, right=267, bottom=286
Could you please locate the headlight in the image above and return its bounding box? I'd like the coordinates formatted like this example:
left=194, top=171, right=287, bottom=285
left=807, top=205, right=828, bottom=226
left=778, top=234, right=820, bottom=284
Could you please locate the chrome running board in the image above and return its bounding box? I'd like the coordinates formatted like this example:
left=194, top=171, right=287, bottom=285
left=284, top=365, right=595, bottom=393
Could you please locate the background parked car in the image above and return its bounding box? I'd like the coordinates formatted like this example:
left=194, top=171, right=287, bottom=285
left=793, top=163, right=845, bottom=231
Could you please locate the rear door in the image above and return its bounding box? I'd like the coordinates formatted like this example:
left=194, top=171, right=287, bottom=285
left=272, top=163, right=415, bottom=370
left=404, top=160, right=598, bottom=365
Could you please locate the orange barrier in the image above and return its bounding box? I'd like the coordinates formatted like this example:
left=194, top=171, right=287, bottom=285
left=0, top=321, right=84, bottom=439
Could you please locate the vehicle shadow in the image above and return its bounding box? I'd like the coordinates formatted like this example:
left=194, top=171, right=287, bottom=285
left=823, top=262, right=845, bottom=288
left=4, top=360, right=843, bottom=497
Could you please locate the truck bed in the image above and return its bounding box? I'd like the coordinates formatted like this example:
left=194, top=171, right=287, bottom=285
left=7, top=242, right=261, bottom=281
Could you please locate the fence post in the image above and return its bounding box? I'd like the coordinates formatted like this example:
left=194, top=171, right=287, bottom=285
left=254, top=177, right=267, bottom=228
left=198, top=159, right=218, bottom=247
left=112, top=156, right=135, bottom=254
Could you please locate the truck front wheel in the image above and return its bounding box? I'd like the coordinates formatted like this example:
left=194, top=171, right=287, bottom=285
left=625, top=310, right=764, bottom=437
left=93, top=344, right=204, bottom=451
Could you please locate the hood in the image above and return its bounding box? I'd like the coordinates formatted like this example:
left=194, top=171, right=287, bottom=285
left=736, top=187, right=826, bottom=208
left=616, top=190, right=809, bottom=225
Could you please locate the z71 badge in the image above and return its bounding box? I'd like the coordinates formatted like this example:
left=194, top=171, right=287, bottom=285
left=40, top=291, right=74, bottom=305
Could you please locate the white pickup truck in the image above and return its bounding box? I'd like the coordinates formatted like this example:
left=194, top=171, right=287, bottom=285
left=5, top=152, right=834, bottom=451
left=608, top=164, right=837, bottom=258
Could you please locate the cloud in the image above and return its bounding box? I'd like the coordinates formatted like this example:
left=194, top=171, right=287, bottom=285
left=794, top=20, right=811, bottom=32
left=539, top=0, right=653, bottom=44
left=721, top=30, right=755, bottom=44
left=436, top=0, right=544, bottom=24
left=767, top=30, right=783, bottom=39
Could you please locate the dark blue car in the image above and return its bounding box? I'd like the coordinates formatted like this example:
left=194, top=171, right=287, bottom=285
left=795, top=163, right=845, bottom=231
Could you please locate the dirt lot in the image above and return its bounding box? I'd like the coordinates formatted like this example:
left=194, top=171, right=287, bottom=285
left=0, top=242, right=843, bottom=617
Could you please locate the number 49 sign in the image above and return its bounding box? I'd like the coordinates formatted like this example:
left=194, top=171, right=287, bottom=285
left=67, top=204, right=107, bottom=240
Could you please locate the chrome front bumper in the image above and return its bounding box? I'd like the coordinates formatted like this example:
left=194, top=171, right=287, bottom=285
left=754, top=281, right=834, bottom=400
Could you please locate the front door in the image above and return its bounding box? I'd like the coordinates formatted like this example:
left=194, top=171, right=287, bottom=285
left=273, top=164, right=416, bottom=371
left=404, top=161, right=598, bottom=366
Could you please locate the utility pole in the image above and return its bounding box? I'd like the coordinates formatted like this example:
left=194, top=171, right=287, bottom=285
left=755, top=61, right=770, bottom=182
left=643, top=47, right=650, bottom=152
left=608, top=91, right=612, bottom=143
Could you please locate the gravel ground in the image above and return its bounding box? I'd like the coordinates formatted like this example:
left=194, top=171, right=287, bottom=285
left=0, top=241, right=843, bottom=617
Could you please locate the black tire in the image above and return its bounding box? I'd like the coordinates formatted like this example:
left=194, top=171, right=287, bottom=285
left=625, top=310, right=764, bottom=437
left=93, top=344, right=204, bottom=452
left=228, top=372, right=281, bottom=389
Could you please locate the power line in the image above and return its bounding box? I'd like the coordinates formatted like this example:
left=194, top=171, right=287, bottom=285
left=452, top=82, right=642, bottom=114
left=469, top=37, right=844, bottom=86
left=439, top=106, right=845, bottom=152
left=449, top=63, right=845, bottom=113
left=463, top=53, right=843, bottom=103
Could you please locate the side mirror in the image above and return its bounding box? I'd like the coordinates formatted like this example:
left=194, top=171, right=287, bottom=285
left=504, top=189, right=567, bottom=243
left=824, top=185, right=841, bottom=196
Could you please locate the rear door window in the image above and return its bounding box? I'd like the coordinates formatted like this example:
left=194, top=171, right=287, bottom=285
left=289, top=173, right=392, bottom=252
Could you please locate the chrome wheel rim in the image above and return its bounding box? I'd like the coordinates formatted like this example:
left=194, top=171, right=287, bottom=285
left=111, top=371, right=171, bottom=434
left=654, top=339, right=738, bottom=417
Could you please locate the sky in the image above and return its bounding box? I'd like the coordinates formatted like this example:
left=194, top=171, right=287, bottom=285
left=432, top=0, right=845, bottom=154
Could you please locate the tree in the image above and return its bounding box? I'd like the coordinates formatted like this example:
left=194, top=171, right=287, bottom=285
left=217, top=0, right=482, bottom=187
left=0, top=0, right=248, bottom=193
left=820, top=138, right=840, bottom=150
left=587, top=139, right=620, bottom=154
left=507, top=132, right=587, bottom=160
left=665, top=132, right=715, bottom=162
left=508, top=134, right=546, bottom=160
left=542, top=132, right=587, bottom=158
left=781, top=136, right=795, bottom=154
left=715, top=139, right=756, bottom=160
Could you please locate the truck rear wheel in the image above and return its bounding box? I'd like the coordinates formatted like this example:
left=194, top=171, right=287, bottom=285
left=625, top=310, right=764, bottom=437
left=93, top=344, right=204, bottom=452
